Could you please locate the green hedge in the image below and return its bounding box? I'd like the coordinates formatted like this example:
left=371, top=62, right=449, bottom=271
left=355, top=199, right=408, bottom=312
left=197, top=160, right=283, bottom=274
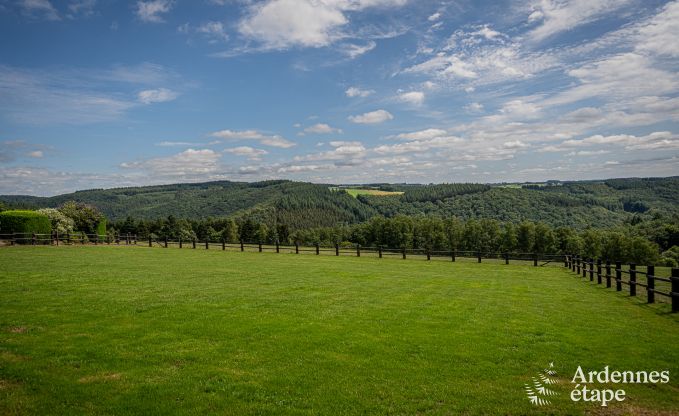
left=0, top=210, right=51, bottom=235
left=96, top=219, right=107, bottom=236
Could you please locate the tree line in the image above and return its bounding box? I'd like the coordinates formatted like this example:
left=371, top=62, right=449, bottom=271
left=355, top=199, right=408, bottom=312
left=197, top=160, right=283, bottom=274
left=110, top=214, right=679, bottom=266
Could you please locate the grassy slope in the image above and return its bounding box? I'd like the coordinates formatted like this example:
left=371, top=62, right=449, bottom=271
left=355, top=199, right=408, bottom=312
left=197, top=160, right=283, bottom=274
left=1, top=246, right=678, bottom=415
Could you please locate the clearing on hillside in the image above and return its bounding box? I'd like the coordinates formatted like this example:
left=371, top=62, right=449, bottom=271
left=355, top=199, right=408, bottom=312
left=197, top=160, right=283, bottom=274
left=1, top=246, right=678, bottom=415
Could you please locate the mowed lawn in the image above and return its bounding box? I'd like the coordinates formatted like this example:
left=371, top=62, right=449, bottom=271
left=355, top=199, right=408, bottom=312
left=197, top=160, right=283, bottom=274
left=1, top=247, right=678, bottom=415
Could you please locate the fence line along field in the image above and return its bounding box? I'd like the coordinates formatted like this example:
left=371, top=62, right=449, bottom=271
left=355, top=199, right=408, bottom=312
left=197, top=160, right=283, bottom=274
left=1, top=245, right=678, bottom=415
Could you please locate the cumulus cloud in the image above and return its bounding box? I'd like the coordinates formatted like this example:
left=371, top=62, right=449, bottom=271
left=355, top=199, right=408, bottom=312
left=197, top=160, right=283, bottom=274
left=294, top=140, right=366, bottom=161
left=121, top=148, right=221, bottom=177
left=136, top=0, right=173, bottom=23
left=302, top=123, right=342, bottom=135
left=211, top=129, right=296, bottom=148
left=137, top=88, right=179, bottom=104
left=224, top=146, right=268, bottom=160
left=237, top=0, right=407, bottom=50
left=348, top=109, right=393, bottom=124
left=345, top=86, right=375, bottom=97
left=398, top=91, right=425, bottom=105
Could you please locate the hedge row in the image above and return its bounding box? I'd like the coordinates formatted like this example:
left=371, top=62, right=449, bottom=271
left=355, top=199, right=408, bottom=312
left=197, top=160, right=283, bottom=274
left=0, top=210, right=51, bottom=235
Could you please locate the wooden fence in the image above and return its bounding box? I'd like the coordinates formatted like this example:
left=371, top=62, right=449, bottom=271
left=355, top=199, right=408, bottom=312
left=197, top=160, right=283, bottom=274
left=565, top=255, right=679, bottom=312
left=1, top=232, right=564, bottom=266
left=3, top=233, right=676, bottom=312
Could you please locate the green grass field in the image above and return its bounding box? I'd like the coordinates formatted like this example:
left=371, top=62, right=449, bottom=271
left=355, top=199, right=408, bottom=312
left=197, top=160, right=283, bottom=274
left=1, top=246, right=678, bottom=415
left=343, top=188, right=404, bottom=197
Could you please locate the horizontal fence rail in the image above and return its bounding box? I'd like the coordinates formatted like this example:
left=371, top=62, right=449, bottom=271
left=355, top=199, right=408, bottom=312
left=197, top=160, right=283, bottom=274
left=0, top=232, right=564, bottom=265
left=565, top=255, right=678, bottom=312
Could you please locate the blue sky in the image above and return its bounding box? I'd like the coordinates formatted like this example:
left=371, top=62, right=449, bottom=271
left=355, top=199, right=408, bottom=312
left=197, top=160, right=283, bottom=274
left=0, top=0, right=678, bottom=195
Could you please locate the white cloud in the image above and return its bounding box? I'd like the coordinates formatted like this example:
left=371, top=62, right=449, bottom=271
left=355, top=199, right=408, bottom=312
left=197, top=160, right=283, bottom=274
left=428, top=12, right=441, bottom=21
left=342, top=41, right=377, bottom=58
left=224, top=146, right=268, bottom=160
left=122, top=148, right=220, bottom=177
left=67, top=0, right=97, bottom=18
left=136, top=0, right=173, bottom=23
left=294, top=141, right=366, bottom=161
left=527, top=0, right=633, bottom=43
left=211, top=129, right=296, bottom=148
left=398, top=91, right=425, bottom=105
left=19, top=0, right=60, bottom=20
left=196, top=21, right=230, bottom=42
left=345, top=86, right=375, bottom=97
left=302, top=123, right=342, bottom=134
left=348, top=109, right=393, bottom=124
left=395, top=128, right=448, bottom=141
left=238, top=0, right=407, bottom=50
left=465, top=102, right=484, bottom=112
left=633, top=1, right=679, bottom=58
left=137, top=88, right=179, bottom=104
left=27, top=150, right=44, bottom=158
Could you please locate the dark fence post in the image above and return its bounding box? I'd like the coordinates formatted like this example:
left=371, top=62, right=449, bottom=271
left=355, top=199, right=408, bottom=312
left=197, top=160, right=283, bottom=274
left=451, top=249, right=456, bottom=262
left=477, top=251, right=481, bottom=263
left=206, top=240, right=209, bottom=250
left=55, top=231, right=59, bottom=246
left=533, top=253, right=538, bottom=267
left=240, top=240, right=244, bottom=252
left=615, top=261, right=622, bottom=291
left=378, top=246, right=382, bottom=259
left=576, top=256, right=580, bottom=274
left=276, top=240, right=279, bottom=253
left=564, top=255, right=569, bottom=268
left=192, top=239, right=196, bottom=249
left=356, top=244, right=360, bottom=257
left=402, top=247, right=406, bottom=260
left=67, top=232, right=71, bottom=245
left=505, top=252, right=509, bottom=265
left=258, top=242, right=262, bottom=252
left=32, top=233, right=36, bottom=245
left=164, top=237, right=168, bottom=248
left=605, top=260, right=611, bottom=288
left=335, top=243, right=339, bottom=256
left=179, top=237, right=182, bottom=249
left=596, top=259, right=602, bottom=284
left=148, top=236, right=152, bottom=247
left=315, top=243, right=320, bottom=255
left=94, top=234, right=98, bottom=245
left=222, top=240, right=226, bottom=251
left=671, top=268, right=679, bottom=313
left=589, top=258, right=594, bottom=281
left=582, top=259, right=587, bottom=278
left=647, top=265, right=655, bottom=304
left=295, top=241, right=299, bottom=254
left=426, top=249, right=431, bottom=261
left=629, top=263, right=636, bottom=296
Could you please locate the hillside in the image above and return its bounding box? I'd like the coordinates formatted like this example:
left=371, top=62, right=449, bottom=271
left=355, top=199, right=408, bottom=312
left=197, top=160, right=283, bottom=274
left=1, top=177, right=678, bottom=229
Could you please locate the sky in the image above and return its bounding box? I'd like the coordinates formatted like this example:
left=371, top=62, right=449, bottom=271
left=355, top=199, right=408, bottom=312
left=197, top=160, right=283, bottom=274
left=0, top=0, right=678, bottom=196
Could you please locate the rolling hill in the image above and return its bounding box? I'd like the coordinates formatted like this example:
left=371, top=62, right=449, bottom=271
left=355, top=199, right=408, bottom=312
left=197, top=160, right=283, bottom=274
left=1, top=177, right=678, bottom=230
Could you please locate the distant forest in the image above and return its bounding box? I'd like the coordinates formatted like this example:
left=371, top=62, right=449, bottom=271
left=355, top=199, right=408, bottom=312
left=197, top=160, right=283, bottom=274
left=1, top=177, right=678, bottom=265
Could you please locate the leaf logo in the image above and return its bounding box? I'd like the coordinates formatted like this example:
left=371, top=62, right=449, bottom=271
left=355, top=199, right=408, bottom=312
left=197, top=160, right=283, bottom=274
left=525, top=362, right=559, bottom=406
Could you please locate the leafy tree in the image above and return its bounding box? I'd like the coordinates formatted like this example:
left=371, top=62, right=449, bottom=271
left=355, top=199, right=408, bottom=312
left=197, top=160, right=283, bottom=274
left=58, top=201, right=105, bottom=234
left=37, top=208, right=75, bottom=234
left=517, top=221, right=535, bottom=253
